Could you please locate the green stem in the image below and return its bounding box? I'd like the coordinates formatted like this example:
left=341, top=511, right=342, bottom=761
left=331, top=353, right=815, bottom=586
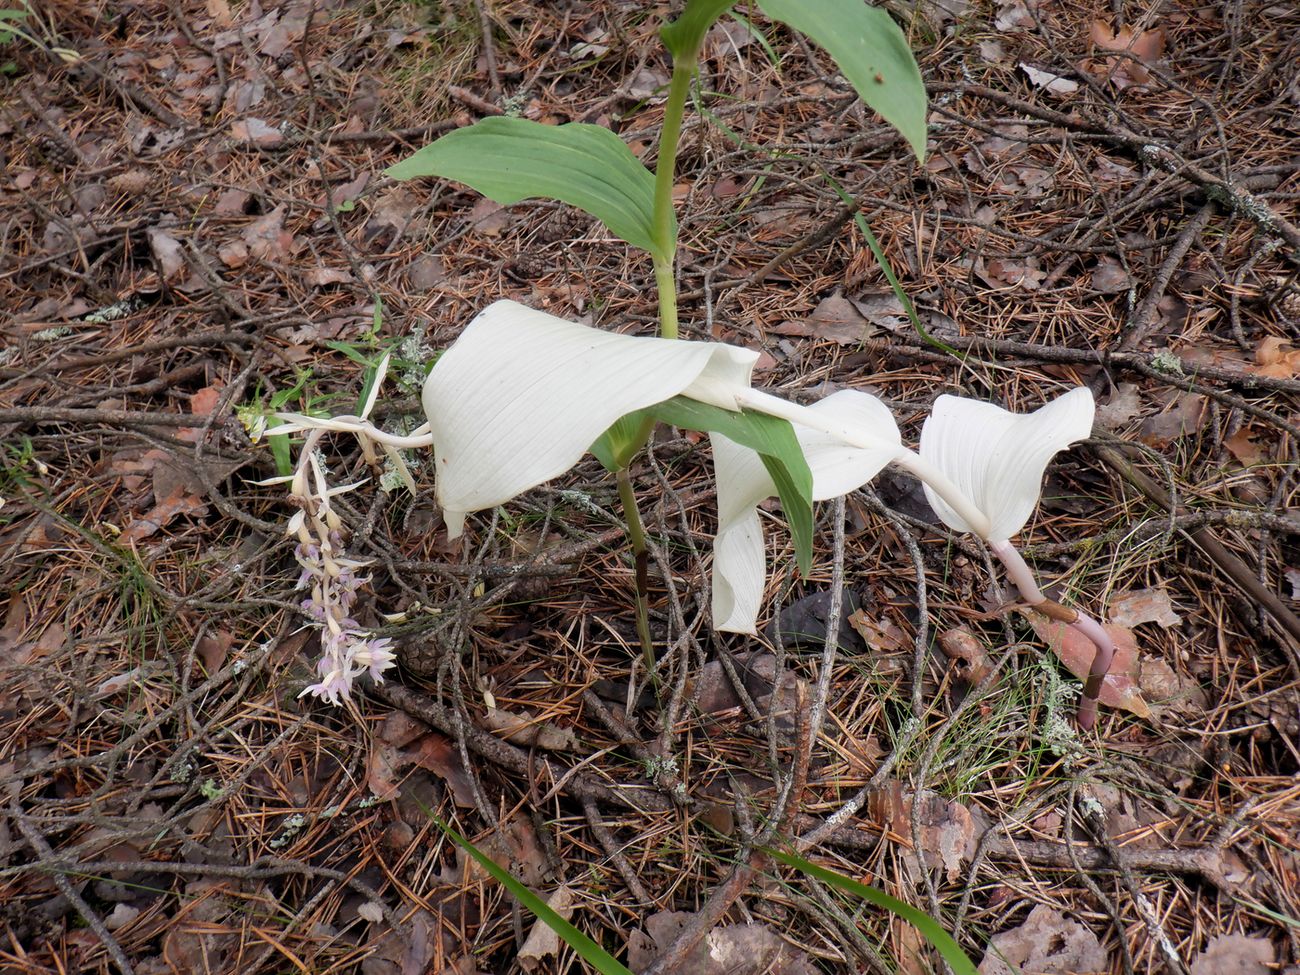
left=651, top=58, right=695, bottom=340
left=616, top=467, right=655, bottom=674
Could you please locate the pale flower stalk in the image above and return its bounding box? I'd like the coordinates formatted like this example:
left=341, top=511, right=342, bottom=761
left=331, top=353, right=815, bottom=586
left=260, top=368, right=408, bottom=704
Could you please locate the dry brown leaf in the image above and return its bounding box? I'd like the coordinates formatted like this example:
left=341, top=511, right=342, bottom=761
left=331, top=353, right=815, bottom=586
left=1255, top=337, right=1300, bottom=379
left=242, top=204, right=294, bottom=261
left=629, top=912, right=818, bottom=975
left=145, top=228, right=187, bottom=281
left=303, top=266, right=354, bottom=287
left=1020, top=63, right=1078, bottom=95
left=368, top=731, right=477, bottom=806
left=196, top=630, right=233, bottom=673
left=939, top=626, right=994, bottom=683
left=1138, top=391, right=1205, bottom=446
left=230, top=117, right=283, bottom=147
left=1023, top=610, right=1149, bottom=717
left=1096, top=382, right=1142, bottom=430
left=979, top=903, right=1108, bottom=974
left=1189, top=934, right=1274, bottom=975
left=518, top=886, right=575, bottom=973
left=870, top=782, right=979, bottom=880
left=1090, top=258, right=1132, bottom=293
left=1109, top=588, right=1181, bottom=628
left=482, top=707, right=578, bottom=751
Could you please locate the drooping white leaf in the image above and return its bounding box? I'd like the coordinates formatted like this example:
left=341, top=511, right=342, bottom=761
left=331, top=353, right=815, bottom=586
left=423, top=301, right=758, bottom=536
left=711, top=390, right=903, bottom=633
left=919, top=387, right=1094, bottom=541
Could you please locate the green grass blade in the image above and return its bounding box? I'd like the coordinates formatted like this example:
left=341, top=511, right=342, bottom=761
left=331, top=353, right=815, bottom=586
left=764, top=846, right=979, bottom=975
left=823, top=176, right=961, bottom=358
left=433, top=816, right=635, bottom=975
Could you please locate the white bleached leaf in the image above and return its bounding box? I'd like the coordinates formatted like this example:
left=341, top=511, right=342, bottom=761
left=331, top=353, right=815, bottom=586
left=423, top=301, right=758, bottom=536
left=711, top=390, right=903, bottom=634
left=919, top=387, right=1094, bottom=541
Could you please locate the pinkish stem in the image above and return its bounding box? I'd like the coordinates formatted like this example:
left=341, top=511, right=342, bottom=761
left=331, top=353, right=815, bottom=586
left=990, top=540, right=1114, bottom=730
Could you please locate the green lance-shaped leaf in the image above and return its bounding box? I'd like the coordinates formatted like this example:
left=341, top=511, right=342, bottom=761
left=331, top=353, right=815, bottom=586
left=661, top=0, right=738, bottom=61
left=431, top=815, right=634, bottom=975
left=387, top=117, right=668, bottom=261
left=756, top=0, right=928, bottom=161
left=764, top=846, right=979, bottom=975
left=648, top=396, right=815, bottom=578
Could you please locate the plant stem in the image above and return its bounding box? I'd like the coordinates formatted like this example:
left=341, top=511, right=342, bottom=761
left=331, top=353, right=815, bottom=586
left=651, top=59, right=695, bottom=341
left=616, top=467, right=656, bottom=675
left=990, top=540, right=1114, bottom=730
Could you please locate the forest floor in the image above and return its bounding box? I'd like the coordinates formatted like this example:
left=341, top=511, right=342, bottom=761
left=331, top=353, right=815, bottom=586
left=2, top=1, right=1299, bottom=973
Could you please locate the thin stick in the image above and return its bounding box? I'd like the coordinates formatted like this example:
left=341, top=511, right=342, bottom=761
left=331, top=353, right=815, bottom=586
left=616, top=468, right=656, bottom=675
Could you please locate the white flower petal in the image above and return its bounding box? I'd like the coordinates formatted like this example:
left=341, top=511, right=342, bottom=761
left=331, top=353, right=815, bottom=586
left=710, top=390, right=903, bottom=634
left=423, top=301, right=758, bottom=536
left=919, top=387, right=1094, bottom=541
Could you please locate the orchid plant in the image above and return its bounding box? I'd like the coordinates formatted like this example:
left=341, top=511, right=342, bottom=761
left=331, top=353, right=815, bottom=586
left=268, top=0, right=1116, bottom=729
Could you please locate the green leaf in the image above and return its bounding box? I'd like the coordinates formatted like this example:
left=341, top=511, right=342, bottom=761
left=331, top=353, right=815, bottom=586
left=386, top=117, right=665, bottom=260
left=824, top=175, right=959, bottom=356
left=648, top=397, right=815, bottom=577
left=661, top=0, right=737, bottom=61
left=433, top=816, right=635, bottom=975
left=756, top=0, right=928, bottom=161
left=266, top=418, right=293, bottom=477
left=590, top=413, right=652, bottom=472
left=764, top=846, right=979, bottom=975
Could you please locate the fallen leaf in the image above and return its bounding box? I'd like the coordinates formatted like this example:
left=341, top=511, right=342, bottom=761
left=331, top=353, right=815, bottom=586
left=1096, top=382, right=1142, bottom=430
left=303, top=266, right=353, bottom=287
left=979, top=904, right=1108, bottom=974
left=1090, top=258, right=1132, bottom=293
left=629, top=912, right=818, bottom=975
left=146, top=228, right=187, bottom=281
left=939, top=626, right=994, bottom=683
left=1020, top=63, right=1079, bottom=94
left=870, top=782, right=980, bottom=881
left=1254, top=337, right=1300, bottom=379
left=213, top=188, right=250, bottom=216
left=357, top=901, right=385, bottom=924
left=1087, top=20, right=1166, bottom=87
left=1189, top=934, right=1274, bottom=975
left=368, top=731, right=477, bottom=806
left=242, top=204, right=294, bottom=262
left=482, top=708, right=578, bottom=751
left=230, top=117, right=284, bottom=147
left=1023, top=611, right=1149, bottom=717
left=217, top=239, right=248, bottom=268
left=1138, top=392, right=1205, bottom=447
left=1109, top=588, right=1180, bottom=628
left=468, top=197, right=511, bottom=236
left=196, top=630, right=234, bottom=673
left=519, top=886, right=575, bottom=972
